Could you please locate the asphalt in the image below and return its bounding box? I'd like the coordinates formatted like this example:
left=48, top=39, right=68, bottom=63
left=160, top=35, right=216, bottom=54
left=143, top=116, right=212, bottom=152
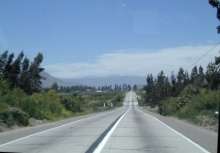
left=0, top=108, right=126, bottom=153
left=0, top=91, right=218, bottom=153
left=102, top=92, right=217, bottom=153
left=140, top=108, right=218, bottom=153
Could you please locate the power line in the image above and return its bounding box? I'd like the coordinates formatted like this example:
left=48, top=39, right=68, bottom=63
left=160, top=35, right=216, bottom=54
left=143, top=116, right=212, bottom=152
left=188, top=42, right=220, bottom=69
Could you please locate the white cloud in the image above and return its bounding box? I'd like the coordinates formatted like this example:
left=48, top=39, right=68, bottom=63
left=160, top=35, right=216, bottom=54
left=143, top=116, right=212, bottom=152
left=45, top=45, right=220, bottom=79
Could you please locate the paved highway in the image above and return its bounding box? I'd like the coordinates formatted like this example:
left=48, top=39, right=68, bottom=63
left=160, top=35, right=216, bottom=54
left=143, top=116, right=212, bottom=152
left=102, top=92, right=217, bottom=153
left=0, top=92, right=217, bottom=153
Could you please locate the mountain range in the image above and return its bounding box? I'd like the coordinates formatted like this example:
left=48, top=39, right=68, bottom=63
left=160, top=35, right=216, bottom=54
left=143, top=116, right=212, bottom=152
left=41, top=72, right=146, bottom=88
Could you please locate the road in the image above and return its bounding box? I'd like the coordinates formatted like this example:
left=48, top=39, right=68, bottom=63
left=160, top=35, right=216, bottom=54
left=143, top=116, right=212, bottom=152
left=0, top=92, right=218, bottom=153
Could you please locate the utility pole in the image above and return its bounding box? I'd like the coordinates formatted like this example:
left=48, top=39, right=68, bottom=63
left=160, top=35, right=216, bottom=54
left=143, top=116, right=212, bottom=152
left=209, top=0, right=220, bottom=33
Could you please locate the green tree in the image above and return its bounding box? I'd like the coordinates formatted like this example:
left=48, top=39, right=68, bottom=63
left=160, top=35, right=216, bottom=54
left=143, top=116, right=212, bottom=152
left=8, top=52, right=24, bottom=87
left=144, top=74, right=155, bottom=106
left=19, top=57, right=30, bottom=93
left=184, top=71, right=190, bottom=86
left=197, top=66, right=205, bottom=87
left=170, top=72, right=177, bottom=96
left=191, top=66, right=198, bottom=84
left=133, top=84, right=138, bottom=91
left=28, top=53, right=44, bottom=94
left=3, top=53, right=14, bottom=80
left=156, top=71, right=166, bottom=99
left=176, top=68, right=186, bottom=93
left=51, top=82, right=59, bottom=91
left=0, top=51, right=8, bottom=75
left=164, top=76, right=171, bottom=97
left=206, top=61, right=219, bottom=89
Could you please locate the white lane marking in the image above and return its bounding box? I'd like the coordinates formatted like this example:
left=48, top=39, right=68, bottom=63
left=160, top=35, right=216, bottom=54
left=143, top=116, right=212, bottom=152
left=0, top=111, right=114, bottom=148
left=93, top=108, right=130, bottom=153
left=0, top=119, right=88, bottom=148
left=137, top=108, right=211, bottom=153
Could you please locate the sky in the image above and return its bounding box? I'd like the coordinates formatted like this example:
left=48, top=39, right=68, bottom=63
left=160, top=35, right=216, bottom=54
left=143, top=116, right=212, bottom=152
left=0, top=0, right=219, bottom=78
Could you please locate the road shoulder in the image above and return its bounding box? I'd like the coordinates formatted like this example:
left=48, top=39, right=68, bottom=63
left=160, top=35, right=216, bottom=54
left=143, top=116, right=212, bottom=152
left=0, top=109, right=117, bottom=145
left=140, top=107, right=218, bottom=153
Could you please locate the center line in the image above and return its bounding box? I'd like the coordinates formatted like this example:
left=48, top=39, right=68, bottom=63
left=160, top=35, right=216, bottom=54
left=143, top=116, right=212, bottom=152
left=93, top=108, right=130, bottom=153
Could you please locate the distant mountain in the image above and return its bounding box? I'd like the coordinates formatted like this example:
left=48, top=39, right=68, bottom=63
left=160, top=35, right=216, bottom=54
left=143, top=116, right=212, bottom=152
left=63, top=76, right=146, bottom=87
left=41, top=72, right=66, bottom=88
left=41, top=72, right=146, bottom=87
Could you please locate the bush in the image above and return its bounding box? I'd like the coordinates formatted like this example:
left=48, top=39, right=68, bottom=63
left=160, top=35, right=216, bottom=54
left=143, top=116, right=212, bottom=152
left=0, top=107, right=29, bottom=126
left=180, top=85, right=199, bottom=96
left=191, top=89, right=219, bottom=111
left=60, top=95, right=83, bottom=113
left=3, top=88, right=27, bottom=106
left=0, top=79, right=10, bottom=96
left=0, top=103, right=9, bottom=112
left=159, top=86, right=219, bottom=127
left=111, top=93, right=124, bottom=107
left=1, top=77, right=125, bottom=127
left=159, top=98, right=179, bottom=115
left=24, top=90, right=66, bottom=120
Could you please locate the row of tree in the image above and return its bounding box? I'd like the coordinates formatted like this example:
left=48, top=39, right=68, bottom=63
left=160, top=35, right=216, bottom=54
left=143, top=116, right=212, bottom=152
left=51, top=83, right=96, bottom=93
left=51, top=83, right=135, bottom=93
left=97, top=84, right=132, bottom=92
left=0, top=51, right=44, bottom=94
left=144, top=55, right=220, bottom=106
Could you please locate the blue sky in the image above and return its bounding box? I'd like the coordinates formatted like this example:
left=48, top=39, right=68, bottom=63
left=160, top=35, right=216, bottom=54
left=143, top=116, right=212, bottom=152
left=0, top=0, right=219, bottom=78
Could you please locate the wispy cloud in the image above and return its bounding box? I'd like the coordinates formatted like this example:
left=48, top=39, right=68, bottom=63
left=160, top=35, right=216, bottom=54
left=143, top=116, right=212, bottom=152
left=45, top=45, right=220, bottom=79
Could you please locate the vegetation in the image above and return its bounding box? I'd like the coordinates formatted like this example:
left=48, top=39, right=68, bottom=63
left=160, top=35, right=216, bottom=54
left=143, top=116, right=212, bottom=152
left=49, top=83, right=132, bottom=94
left=0, top=51, right=125, bottom=130
left=60, top=91, right=124, bottom=113
left=0, top=51, right=44, bottom=94
left=141, top=55, right=220, bottom=129
left=56, top=85, right=96, bottom=93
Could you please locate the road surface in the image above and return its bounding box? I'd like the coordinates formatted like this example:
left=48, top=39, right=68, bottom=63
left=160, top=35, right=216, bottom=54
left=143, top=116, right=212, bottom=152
left=0, top=92, right=218, bottom=153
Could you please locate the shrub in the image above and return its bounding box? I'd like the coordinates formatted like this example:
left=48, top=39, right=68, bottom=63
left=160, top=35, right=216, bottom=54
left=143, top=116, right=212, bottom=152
left=5, top=88, right=27, bottom=106
left=26, top=90, right=66, bottom=119
left=18, top=90, right=67, bottom=120
left=60, top=96, right=82, bottom=113
left=180, top=85, right=199, bottom=96
left=159, top=86, right=219, bottom=127
left=111, top=93, right=124, bottom=107
left=0, top=79, right=10, bottom=96
left=0, top=107, right=29, bottom=126
left=0, top=102, right=9, bottom=112
left=159, top=98, right=179, bottom=115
